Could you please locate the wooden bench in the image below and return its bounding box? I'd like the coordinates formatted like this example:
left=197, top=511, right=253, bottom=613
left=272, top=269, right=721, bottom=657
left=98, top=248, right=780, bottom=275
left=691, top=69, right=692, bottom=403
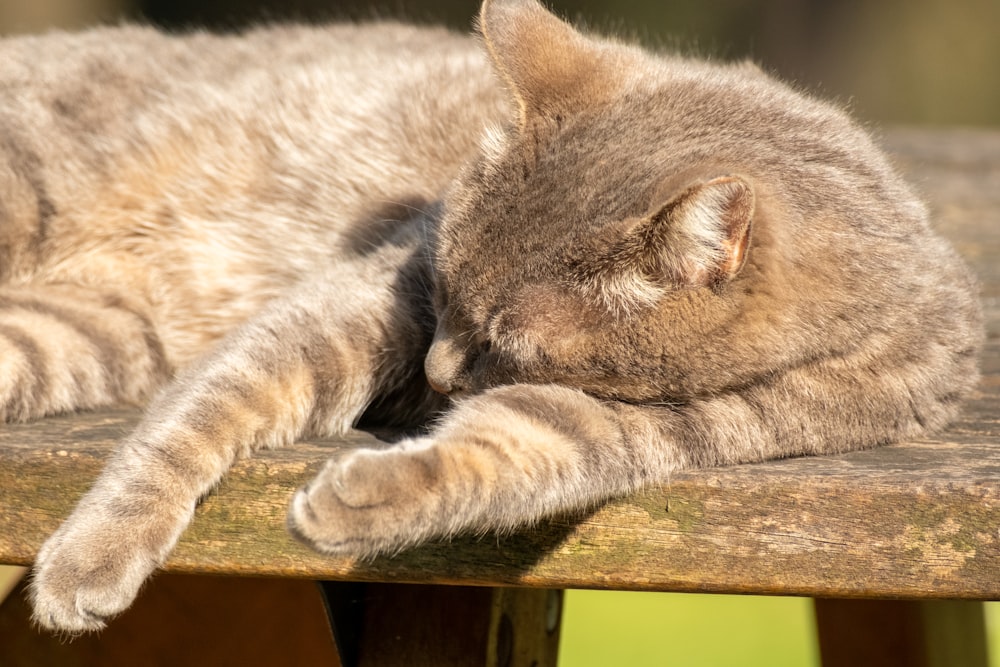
left=1, top=127, right=998, bottom=666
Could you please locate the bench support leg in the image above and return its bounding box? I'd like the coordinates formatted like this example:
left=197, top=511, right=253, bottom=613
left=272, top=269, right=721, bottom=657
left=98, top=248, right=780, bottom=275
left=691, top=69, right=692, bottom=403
left=814, top=598, right=989, bottom=667
left=320, top=581, right=563, bottom=667
left=0, top=573, right=562, bottom=667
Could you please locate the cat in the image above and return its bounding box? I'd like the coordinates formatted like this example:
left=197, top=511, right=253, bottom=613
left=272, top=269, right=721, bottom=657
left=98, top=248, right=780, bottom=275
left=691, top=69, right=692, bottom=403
left=12, top=0, right=981, bottom=634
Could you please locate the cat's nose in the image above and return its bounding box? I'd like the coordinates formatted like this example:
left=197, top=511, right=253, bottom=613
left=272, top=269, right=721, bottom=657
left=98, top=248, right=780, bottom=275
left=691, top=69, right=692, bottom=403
left=427, top=376, right=452, bottom=395
left=424, top=339, right=469, bottom=395
left=427, top=374, right=470, bottom=396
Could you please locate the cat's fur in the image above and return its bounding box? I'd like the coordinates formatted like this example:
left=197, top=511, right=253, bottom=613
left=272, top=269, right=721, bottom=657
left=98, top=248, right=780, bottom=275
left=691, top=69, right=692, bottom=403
left=10, top=0, right=980, bottom=633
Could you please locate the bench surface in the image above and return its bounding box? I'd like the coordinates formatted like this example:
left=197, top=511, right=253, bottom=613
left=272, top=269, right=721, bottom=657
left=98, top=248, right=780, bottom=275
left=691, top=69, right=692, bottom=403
left=1, top=128, right=998, bottom=601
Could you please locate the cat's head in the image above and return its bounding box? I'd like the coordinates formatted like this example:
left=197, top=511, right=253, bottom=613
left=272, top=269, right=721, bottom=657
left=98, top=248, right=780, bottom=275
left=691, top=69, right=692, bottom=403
left=425, top=0, right=900, bottom=402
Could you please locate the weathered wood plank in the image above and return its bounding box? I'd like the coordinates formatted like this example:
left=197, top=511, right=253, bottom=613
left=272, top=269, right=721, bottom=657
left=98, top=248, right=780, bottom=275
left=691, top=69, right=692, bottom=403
left=2, top=408, right=998, bottom=597
left=1, top=128, right=998, bottom=600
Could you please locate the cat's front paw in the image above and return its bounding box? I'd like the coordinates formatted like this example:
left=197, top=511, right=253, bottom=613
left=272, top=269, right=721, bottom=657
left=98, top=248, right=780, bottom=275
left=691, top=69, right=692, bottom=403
left=288, top=442, right=445, bottom=557
left=30, top=498, right=184, bottom=633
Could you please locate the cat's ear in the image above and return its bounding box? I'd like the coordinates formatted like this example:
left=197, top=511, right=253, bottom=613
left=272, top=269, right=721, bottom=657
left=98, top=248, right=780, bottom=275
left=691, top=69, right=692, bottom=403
left=581, top=176, right=755, bottom=311
left=653, top=175, right=755, bottom=287
left=478, top=0, right=618, bottom=127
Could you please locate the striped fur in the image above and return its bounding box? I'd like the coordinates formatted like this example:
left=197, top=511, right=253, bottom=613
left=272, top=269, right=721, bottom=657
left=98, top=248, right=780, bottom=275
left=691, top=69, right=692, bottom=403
left=22, top=0, right=981, bottom=634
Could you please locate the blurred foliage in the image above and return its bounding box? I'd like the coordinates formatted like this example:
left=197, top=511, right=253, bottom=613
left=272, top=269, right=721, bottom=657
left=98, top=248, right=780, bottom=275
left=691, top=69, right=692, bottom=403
left=560, top=592, right=1000, bottom=666
left=558, top=591, right=819, bottom=667
left=2, top=0, right=997, bottom=126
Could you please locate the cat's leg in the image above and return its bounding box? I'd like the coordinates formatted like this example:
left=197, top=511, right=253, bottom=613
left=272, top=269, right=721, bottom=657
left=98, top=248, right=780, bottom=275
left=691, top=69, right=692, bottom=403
left=0, top=284, right=170, bottom=421
left=289, top=346, right=966, bottom=557
left=30, top=245, right=432, bottom=633
left=289, top=383, right=641, bottom=556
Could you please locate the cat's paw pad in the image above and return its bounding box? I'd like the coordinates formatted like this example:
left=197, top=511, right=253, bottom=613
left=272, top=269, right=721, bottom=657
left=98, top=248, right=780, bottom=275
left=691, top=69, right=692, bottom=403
left=30, top=509, right=165, bottom=633
left=288, top=445, right=441, bottom=557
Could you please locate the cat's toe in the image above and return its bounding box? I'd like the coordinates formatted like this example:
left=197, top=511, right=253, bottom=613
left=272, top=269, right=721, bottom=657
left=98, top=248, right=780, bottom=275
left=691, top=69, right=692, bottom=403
left=288, top=445, right=442, bottom=557
left=287, top=460, right=377, bottom=556
left=30, top=573, right=113, bottom=634
left=29, top=515, right=161, bottom=633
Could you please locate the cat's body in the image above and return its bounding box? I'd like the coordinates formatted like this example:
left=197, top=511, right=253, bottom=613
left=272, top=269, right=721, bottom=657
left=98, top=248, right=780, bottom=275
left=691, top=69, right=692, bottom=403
left=1, top=22, right=501, bottom=375
left=12, top=0, right=980, bottom=634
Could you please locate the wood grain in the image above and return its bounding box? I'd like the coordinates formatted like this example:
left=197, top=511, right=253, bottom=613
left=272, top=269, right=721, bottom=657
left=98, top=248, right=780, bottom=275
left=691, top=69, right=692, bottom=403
left=1, top=128, right=998, bottom=600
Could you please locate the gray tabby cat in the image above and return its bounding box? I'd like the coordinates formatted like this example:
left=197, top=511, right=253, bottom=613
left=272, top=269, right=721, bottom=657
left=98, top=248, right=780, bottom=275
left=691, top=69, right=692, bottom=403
left=11, top=0, right=980, bottom=633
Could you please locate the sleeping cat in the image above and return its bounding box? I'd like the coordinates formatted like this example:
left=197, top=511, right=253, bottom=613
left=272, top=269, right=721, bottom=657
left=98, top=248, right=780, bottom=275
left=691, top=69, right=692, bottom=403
left=13, top=0, right=981, bottom=633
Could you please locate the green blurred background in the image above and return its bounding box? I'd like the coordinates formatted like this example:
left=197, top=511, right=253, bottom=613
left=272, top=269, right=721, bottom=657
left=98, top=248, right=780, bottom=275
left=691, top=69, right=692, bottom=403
left=2, top=0, right=998, bottom=126
left=1, top=0, right=997, bottom=664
